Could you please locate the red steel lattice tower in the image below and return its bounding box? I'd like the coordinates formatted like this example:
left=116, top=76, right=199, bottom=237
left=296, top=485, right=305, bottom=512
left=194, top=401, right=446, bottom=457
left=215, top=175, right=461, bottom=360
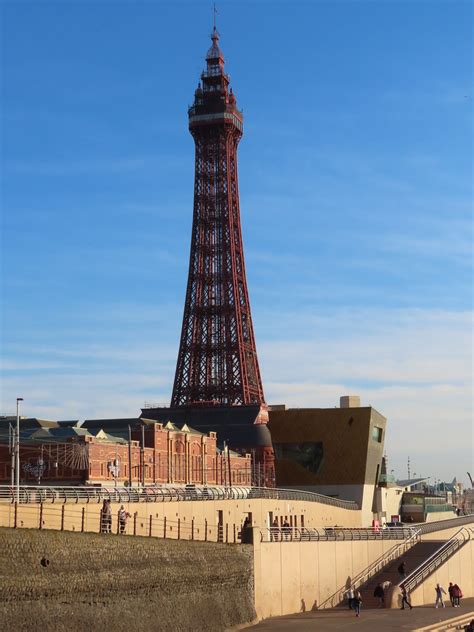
left=171, top=28, right=265, bottom=407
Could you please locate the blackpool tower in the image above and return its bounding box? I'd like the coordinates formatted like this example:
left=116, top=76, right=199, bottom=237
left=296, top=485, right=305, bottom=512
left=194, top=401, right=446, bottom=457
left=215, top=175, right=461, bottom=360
left=172, top=27, right=265, bottom=408
left=143, top=26, right=274, bottom=485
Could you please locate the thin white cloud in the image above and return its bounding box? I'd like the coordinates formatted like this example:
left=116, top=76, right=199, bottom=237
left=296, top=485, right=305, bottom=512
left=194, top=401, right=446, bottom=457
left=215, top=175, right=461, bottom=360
left=1, top=307, right=472, bottom=482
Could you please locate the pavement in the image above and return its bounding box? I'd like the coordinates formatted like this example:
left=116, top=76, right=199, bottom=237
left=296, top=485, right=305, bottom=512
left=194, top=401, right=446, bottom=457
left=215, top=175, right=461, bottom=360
left=248, top=599, right=474, bottom=631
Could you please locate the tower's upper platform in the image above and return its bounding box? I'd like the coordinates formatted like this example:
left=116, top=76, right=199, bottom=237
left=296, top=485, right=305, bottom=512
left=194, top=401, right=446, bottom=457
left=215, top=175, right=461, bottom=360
left=188, top=27, right=243, bottom=132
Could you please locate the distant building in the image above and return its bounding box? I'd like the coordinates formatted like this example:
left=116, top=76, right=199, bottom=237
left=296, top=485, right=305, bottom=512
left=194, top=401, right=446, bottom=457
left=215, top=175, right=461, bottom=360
left=0, top=417, right=251, bottom=487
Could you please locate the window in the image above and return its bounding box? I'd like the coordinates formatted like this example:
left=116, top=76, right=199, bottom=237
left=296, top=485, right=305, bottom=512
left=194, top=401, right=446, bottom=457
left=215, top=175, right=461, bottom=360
left=273, top=442, right=324, bottom=475
left=372, top=426, right=383, bottom=442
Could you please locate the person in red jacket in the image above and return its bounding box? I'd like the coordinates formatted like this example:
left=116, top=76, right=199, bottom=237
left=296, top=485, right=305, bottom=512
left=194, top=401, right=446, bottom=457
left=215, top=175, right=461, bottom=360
left=452, top=584, right=463, bottom=607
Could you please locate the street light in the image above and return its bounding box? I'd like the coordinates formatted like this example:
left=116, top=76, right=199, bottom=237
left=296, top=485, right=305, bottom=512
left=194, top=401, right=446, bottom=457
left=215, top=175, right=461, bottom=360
left=15, top=397, right=23, bottom=504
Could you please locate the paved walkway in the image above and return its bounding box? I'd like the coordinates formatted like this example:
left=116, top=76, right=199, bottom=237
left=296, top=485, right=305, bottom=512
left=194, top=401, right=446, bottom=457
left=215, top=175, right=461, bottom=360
left=249, top=599, right=474, bottom=631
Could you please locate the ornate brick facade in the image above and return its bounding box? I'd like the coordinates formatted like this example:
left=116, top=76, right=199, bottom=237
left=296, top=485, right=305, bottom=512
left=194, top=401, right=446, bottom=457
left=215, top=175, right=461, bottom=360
left=0, top=420, right=251, bottom=487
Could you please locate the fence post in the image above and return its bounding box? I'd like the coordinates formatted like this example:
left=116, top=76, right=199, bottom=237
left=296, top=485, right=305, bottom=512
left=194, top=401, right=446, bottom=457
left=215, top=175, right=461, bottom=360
left=178, top=518, right=181, bottom=540
left=205, top=519, right=208, bottom=542
left=226, top=523, right=228, bottom=543
left=39, top=503, right=43, bottom=530
left=149, top=515, right=153, bottom=537
left=191, top=518, right=194, bottom=541
left=14, top=502, right=18, bottom=529
left=61, top=505, right=65, bottom=531
left=81, top=507, right=85, bottom=533
left=163, top=516, right=167, bottom=539
left=133, top=512, right=137, bottom=536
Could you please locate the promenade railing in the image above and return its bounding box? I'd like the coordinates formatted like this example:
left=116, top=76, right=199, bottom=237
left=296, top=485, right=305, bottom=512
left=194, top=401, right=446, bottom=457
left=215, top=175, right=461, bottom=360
left=416, top=513, right=474, bottom=534
left=260, top=526, right=419, bottom=543
left=0, top=484, right=359, bottom=510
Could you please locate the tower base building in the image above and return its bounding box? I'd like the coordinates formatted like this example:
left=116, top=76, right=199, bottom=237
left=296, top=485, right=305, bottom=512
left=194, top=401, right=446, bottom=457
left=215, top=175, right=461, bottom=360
left=141, top=404, right=275, bottom=487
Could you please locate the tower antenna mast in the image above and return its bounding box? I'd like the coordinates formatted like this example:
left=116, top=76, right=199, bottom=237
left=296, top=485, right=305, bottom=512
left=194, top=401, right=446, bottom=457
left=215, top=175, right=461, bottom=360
left=213, top=3, right=218, bottom=30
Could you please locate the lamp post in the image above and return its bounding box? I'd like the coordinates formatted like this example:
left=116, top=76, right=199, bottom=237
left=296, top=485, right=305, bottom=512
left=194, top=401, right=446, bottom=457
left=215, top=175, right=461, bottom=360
left=15, top=397, right=24, bottom=503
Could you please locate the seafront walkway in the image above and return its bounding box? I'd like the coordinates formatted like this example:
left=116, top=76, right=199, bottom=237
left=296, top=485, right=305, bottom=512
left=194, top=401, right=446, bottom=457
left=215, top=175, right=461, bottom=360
left=249, top=598, right=474, bottom=631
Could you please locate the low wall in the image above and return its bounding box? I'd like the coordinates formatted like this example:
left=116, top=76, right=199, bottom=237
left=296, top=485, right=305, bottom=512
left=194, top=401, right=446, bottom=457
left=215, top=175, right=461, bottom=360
left=425, top=510, right=457, bottom=523
left=0, top=528, right=255, bottom=632
left=252, top=535, right=405, bottom=619
left=0, top=495, right=361, bottom=542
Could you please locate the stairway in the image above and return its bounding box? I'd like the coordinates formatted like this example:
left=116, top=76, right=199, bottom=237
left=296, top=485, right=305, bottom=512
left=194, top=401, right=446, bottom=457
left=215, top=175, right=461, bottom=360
left=359, top=540, right=444, bottom=609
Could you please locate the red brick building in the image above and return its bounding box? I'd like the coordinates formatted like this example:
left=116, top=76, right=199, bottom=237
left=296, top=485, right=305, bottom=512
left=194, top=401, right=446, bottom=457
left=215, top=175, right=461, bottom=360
left=0, top=418, right=252, bottom=487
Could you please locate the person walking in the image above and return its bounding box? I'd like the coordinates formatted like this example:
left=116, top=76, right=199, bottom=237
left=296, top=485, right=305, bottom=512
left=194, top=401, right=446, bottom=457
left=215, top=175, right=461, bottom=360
left=103, top=499, right=112, bottom=533
left=374, top=583, right=385, bottom=607
left=100, top=500, right=108, bottom=533
left=270, top=517, right=280, bottom=542
left=448, top=582, right=456, bottom=607
left=353, top=590, right=362, bottom=617
left=398, top=561, right=407, bottom=580
left=401, top=585, right=413, bottom=610
left=346, top=586, right=355, bottom=610
left=435, top=583, right=446, bottom=608
left=118, top=505, right=131, bottom=535
left=241, top=516, right=252, bottom=543
left=282, top=519, right=291, bottom=541
left=452, top=584, right=463, bottom=607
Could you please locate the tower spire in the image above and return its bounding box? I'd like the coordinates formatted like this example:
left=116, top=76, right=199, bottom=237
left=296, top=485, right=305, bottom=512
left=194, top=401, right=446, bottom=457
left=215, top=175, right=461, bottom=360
left=171, top=29, right=264, bottom=407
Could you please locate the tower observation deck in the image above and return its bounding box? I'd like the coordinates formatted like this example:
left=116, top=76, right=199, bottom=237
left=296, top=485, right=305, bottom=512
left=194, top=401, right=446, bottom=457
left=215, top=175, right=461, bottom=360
left=171, top=27, right=265, bottom=408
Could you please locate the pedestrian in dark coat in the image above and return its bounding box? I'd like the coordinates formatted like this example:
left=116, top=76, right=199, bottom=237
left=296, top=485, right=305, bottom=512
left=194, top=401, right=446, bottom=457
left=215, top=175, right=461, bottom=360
left=353, top=590, right=362, bottom=617
left=282, top=519, right=291, bottom=541
left=374, top=583, right=385, bottom=607
left=448, top=582, right=455, bottom=607
left=270, top=517, right=280, bottom=542
left=400, top=585, right=413, bottom=610
left=398, top=561, right=407, bottom=580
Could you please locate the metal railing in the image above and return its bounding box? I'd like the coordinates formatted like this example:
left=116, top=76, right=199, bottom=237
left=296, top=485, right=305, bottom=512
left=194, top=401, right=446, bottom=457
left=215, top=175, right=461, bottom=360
left=0, top=484, right=359, bottom=510
left=400, top=527, right=472, bottom=594
left=417, top=514, right=474, bottom=534
left=317, top=528, right=422, bottom=609
left=260, top=526, right=419, bottom=543
left=0, top=501, right=243, bottom=544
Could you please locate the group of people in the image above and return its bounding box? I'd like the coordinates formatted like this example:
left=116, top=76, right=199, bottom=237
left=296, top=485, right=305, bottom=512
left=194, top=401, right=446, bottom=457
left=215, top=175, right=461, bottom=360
left=346, top=564, right=464, bottom=618
left=270, top=517, right=292, bottom=541
left=434, top=582, right=463, bottom=608
left=100, top=500, right=131, bottom=534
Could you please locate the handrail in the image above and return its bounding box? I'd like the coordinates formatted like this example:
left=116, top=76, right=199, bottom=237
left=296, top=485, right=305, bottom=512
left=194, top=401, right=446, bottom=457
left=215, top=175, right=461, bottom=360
left=260, top=526, right=419, bottom=543
left=317, top=528, right=422, bottom=609
left=417, top=514, right=474, bottom=534
left=0, top=484, right=359, bottom=510
left=399, top=527, right=472, bottom=594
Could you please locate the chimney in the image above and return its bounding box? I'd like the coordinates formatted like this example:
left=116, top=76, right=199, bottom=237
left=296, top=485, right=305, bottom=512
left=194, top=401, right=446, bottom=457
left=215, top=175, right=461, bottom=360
left=340, top=395, right=360, bottom=408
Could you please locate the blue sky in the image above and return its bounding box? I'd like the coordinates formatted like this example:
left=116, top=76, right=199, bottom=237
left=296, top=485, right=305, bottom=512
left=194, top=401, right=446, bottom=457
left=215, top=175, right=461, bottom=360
left=1, top=0, right=472, bottom=484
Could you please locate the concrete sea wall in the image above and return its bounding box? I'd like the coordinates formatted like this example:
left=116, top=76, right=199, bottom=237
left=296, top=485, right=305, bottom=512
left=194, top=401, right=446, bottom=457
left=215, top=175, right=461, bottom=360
left=252, top=536, right=404, bottom=618
left=0, top=528, right=255, bottom=632
left=0, top=496, right=362, bottom=542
